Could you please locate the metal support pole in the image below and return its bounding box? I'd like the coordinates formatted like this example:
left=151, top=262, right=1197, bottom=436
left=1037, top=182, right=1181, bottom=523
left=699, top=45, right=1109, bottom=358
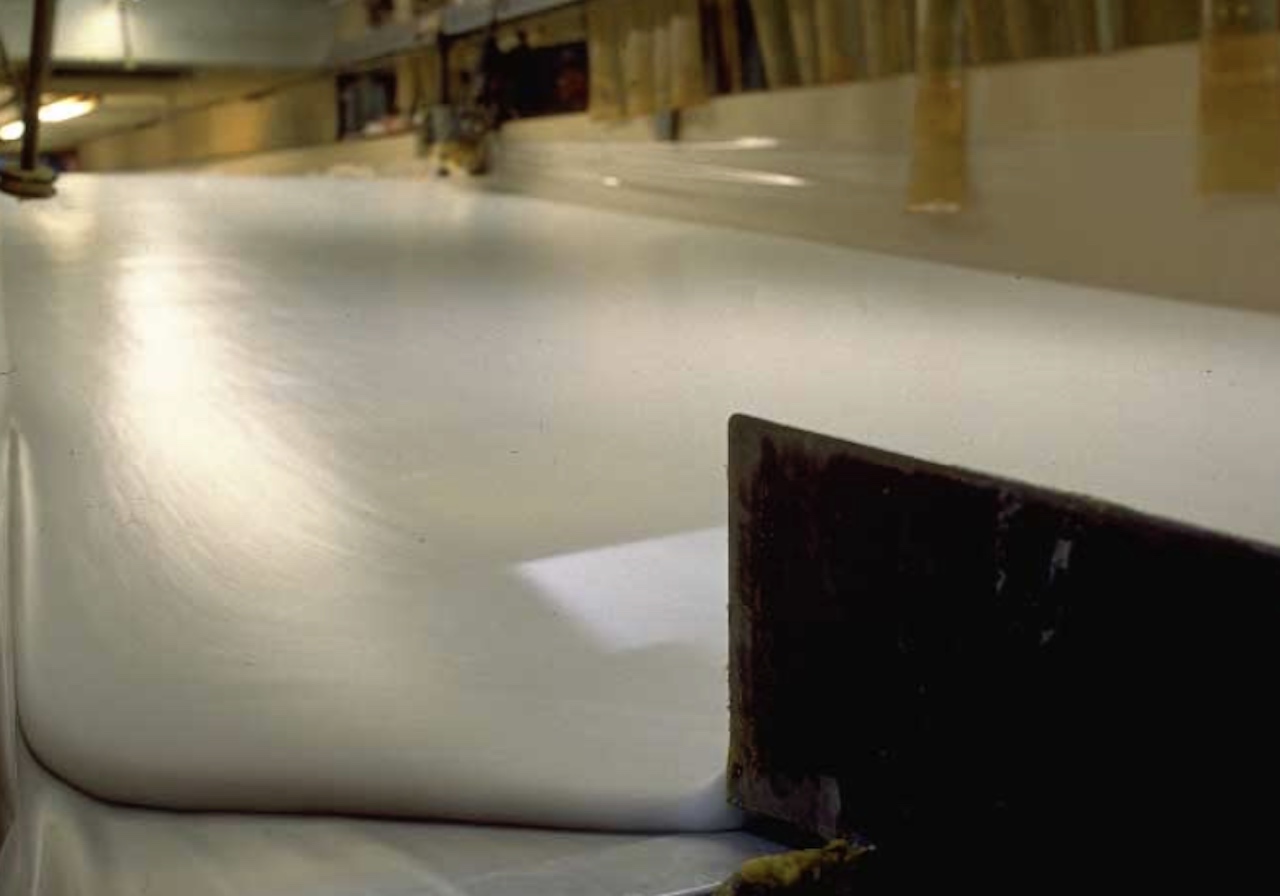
left=2, top=0, right=58, bottom=198
left=21, top=0, right=58, bottom=172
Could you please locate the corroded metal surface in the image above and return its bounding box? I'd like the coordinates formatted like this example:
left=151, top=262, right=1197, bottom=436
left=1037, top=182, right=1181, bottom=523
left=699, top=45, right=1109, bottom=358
left=729, top=414, right=1280, bottom=886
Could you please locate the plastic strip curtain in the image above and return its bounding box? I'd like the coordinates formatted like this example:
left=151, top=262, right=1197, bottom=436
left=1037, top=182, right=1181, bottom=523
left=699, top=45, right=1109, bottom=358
left=588, top=0, right=626, bottom=118
left=748, top=0, right=907, bottom=87
left=1199, top=0, right=1280, bottom=194
left=654, top=0, right=675, bottom=111
left=787, top=0, right=864, bottom=85
left=623, top=0, right=657, bottom=115
left=671, top=0, right=706, bottom=107
left=860, top=0, right=915, bottom=79
left=814, top=0, right=858, bottom=82
left=748, top=0, right=799, bottom=87
left=790, top=0, right=820, bottom=84
left=715, top=0, right=744, bottom=91
left=587, top=0, right=705, bottom=120
left=956, top=2, right=1202, bottom=66
left=961, top=1, right=1117, bottom=67
left=909, top=0, right=967, bottom=212
left=400, top=47, right=443, bottom=119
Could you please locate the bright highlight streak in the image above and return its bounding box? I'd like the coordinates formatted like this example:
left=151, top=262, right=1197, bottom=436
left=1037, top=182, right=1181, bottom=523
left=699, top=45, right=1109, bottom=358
left=0, top=96, right=99, bottom=142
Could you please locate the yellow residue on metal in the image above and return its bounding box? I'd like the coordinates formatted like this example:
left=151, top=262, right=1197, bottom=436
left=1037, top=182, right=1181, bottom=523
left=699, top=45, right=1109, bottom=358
left=716, top=839, right=870, bottom=895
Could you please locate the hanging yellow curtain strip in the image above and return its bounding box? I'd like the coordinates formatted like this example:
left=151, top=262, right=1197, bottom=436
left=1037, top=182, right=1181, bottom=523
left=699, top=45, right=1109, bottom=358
left=1126, top=0, right=1200, bottom=47
left=1062, top=0, right=1098, bottom=56
left=403, top=47, right=442, bottom=113
left=749, top=0, right=799, bottom=88
left=653, top=0, right=675, bottom=111
left=964, top=0, right=1009, bottom=65
left=590, top=0, right=707, bottom=121
left=1093, top=0, right=1123, bottom=53
left=716, top=0, right=744, bottom=92
left=788, top=0, right=821, bottom=85
left=587, top=0, right=626, bottom=119
left=861, top=0, right=889, bottom=77
left=1199, top=0, right=1280, bottom=194
left=814, top=0, right=857, bottom=83
left=671, top=0, right=708, bottom=108
left=966, top=0, right=1107, bottom=63
left=395, top=55, right=418, bottom=116
left=892, top=0, right=918, bottom=74
left=622, top=0, right=657, bottom=117
left=1001, top=0, right=1036, bottom=59
left=860, top=0, right=915, bottom=78
left=908, top=0, right=967, bottom=212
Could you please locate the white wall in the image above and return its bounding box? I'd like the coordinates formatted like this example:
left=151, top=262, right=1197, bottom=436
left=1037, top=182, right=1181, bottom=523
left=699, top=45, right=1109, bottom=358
left=83, top=41, right=1280, bottom=313
left=485, top=43, right=1280, bottom=313
left=191, top=133, right=431, bottom=178
left=77, top=79, right=339, bottom=172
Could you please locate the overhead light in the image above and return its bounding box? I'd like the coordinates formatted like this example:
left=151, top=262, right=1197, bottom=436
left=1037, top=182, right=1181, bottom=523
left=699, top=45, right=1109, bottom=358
left=41, top=96, right=100, bottom=123
left=0, top=96, right=100, bottom=143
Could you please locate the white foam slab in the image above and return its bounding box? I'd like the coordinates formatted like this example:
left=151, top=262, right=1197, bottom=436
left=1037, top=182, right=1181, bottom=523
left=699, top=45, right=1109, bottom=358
left=3, top=175, right=1279, bottom=836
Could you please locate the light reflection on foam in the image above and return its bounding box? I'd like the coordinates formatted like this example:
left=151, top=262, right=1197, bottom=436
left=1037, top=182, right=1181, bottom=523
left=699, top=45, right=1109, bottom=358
left=719, top=169, right=809, bottom=188
left=104, top=247, right=356, bottom=615
left=691, top=136, right=781, bottom=151
left=515, top=528, right=726, bottom=653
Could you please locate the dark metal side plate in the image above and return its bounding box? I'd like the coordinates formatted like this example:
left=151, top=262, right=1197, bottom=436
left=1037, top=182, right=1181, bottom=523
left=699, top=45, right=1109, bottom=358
left=728, top=415, right=1280, bottom=886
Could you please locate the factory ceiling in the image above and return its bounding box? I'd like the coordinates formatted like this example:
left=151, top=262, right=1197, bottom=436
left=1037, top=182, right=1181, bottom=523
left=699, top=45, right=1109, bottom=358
left=0, top=1, right=343, bottom=153
left=1, top=0, right=337, bottom=70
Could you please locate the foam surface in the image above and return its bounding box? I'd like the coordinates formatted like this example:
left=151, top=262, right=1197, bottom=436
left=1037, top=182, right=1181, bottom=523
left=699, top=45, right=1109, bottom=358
left=3, top=175, right=1279, bottom=827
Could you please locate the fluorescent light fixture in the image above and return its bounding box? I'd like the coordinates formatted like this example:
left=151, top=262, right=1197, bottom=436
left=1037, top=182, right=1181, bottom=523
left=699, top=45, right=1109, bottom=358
left=41, top=96, right=99, bottom=123
left=1, top=96, right=100, bottom=143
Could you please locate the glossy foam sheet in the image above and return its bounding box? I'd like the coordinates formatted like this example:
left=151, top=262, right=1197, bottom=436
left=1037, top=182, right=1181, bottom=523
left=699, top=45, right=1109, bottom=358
left=0, top=734, right=771, bottom=896
left=3, top=175, right=1280, bottom=831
